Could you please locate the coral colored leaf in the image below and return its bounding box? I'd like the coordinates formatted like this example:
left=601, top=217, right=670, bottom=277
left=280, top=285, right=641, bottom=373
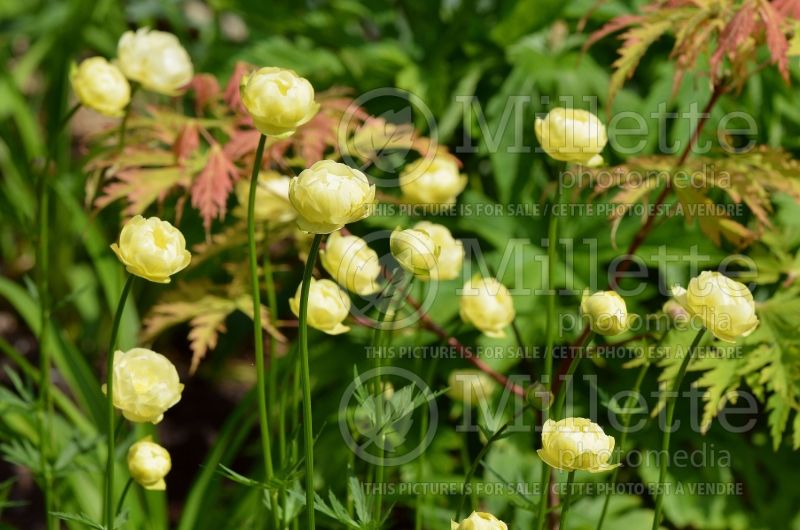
left=191, top=144, right=240, bottom=231
left=758, top=0, right=791, bottom=81
left=189, top=74, right=221, bottom=113
left=174, top=123, right=200, bottom=165
left=95, top=166, right=186, bottom=216
left=224, top=61, right=250, bottom=114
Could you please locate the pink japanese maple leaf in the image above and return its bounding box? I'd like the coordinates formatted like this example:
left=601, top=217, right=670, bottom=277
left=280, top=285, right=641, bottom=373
left=191, top=143, right=240, bottom=231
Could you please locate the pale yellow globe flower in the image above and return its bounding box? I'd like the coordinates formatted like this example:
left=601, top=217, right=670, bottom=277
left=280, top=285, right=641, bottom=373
left=111, top=215, right=191, bottom=284
left=451, top=511, right=508, bottom=530
left=535, top=107, right=608, bottom=167
left=320, top=231, right=381, bottom=296
left=459, top=276, right=515, bottom=338
left=117, top=28, right=194, bottom=96
left=288, top=160, right=375, bottom=234
left=538, top=417, right=619, bottom=473
left=389, top=228, right=438, bottom=280
left=240, top=67, right=319, bottom=137
left=127, top=436, right=171, bottom=491
left=289, top=278, right=351, bottom=335
left=399, top=155, right=467, bottom=205
left=234, top=170, right=296, bottom=224
left=105, top=348, right=183, bottom=424
left=580, top=290, right=630, bottom=336
left=413, top=221, right=464, bottom=281
left=672, top=271, right=758, bottom=342
left=70, top=57, right=130, bottom=117
left=447, top=369, right=497, bottom=403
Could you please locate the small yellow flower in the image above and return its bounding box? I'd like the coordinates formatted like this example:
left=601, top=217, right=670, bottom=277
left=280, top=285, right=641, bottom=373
left=580, top=290, right=629, bottom=336
left=535, top=107, right=607, bottom=167
left=240, top=67, right=319, bottom=137
left=459, top=276, right=515, bottom=338
left=106, top=348, right=183, bottom=424
left=538, top=417, right=619, bottom=473
left=320, top=232, right=381, bottom=296
left=70, top=57, right=130, bottom=117
left=111, top=215, right=191, bottom=284
left=672, top=271, right=758, bottom=342
left=451, top=511, right=508, bottom=530
left=127, top=436, right=171, bottom=491
left=289, top=160, right=376, bottom=234
left=413, top=221, right=464, bottom=281
left=399, top=155, right=467, bottom=205
left=289, top=278, right=351, bottom=335
left=389, top=228, right=438, bottom=280
left=662, top=298, right=691, bottom=328
left=447, top=370, right=496, bottom=403
left=117, top=28, right=194, bottom=96
left=235, top=170, right=296, bottom=224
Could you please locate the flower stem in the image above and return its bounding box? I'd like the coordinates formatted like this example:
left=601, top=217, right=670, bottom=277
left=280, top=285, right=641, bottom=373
left=246, top=134, right=279, bottom=529
left=104, top=274, right=134, bottom=528
left=298, top=233, right=324, bottom=530
left=117, top=84, right=138, bottom=153
left=559, top=470, right=576, bottom=530
left=115, top=478, right=134, bottom=518
left=650, top=328, right=705, bottom=530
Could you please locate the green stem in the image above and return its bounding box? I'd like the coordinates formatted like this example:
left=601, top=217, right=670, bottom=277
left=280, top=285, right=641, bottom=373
left=117, top=85, right=138, bottom=153
left=104, top=275, right=134, bottom=528
left=115, top=478, right=134, bottom=518
left=651, top=328, right=705, bottom=530
left=298, top=233, right=324, bottom=530
left=559, top=471, right=576, bottom=530
left=246, top=134, right=279, bottom=529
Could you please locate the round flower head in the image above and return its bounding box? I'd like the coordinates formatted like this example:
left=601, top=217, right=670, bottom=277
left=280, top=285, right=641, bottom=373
left=413, top=221, right=464, bottom=281
left=288, top=160, right=375, bottom=234
left=580, top=290, right=629, bottom=336
left=320, top=231, right=381, bottom=295
left=289, top=278, right=351, bottom=335
left=537, top=417, right=619, bottom=473
left=399, top=155, right=467, bottom=205
left=459, top=276, right=515, bottom=338
left=70, top=57, right=131, bottom=117
left=127, top=437, right=171, bottom=491
left=235, top=170, right=296, bottom=224
left=671, top=271, right=758, bottom=342
left=451, top=511, right=508, bottom=530
left=117, top=28, right=194, bottom=96
left=240, top=67, right=319, bottom=137
left=105, top=348, right=183, bottom=424
left=535, top=107, right=608, bottom=167
left=390, top=228, right=439, bottom=280
left=447, top=370, right=497, bottom=404
left=111, top=215, right=191, bottom=284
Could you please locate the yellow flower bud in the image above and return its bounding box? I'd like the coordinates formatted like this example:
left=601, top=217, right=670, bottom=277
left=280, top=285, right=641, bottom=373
left=671, top=271, right=758, bottom=342
left=289, top=160, right=376, bottom=234
left=70, top=57, right=130, bottom=117
left=117, top=28, right=194, bottom=96
left=535, top=107, right=607, bottom=167
left=451, top=511, right=508, bottom=530
left=320, top=232, right=381, bottom=295
left=447, top=369, right=496, bottom=403
left=459, top=276, right=516, bottom=338
left=111, top=215, right=191, bottom=284
left=580, top=290, right=629, bottom=336
left=413, top=221, right=464, bottom=281
left=662, top=298, right=691, bottom=328
left=235, top=170, right=296, bottom=224
left=537, top=417, right=619, bottom=473
left=389, top=228, right=438, bottom=280
left=399, top=156, right=467, bottom=205
left=106, top=348, right=183, bottom=424
left=127, top=436, right=171, bottom=491
left=289, top=278, right=351, bottom=335
left=239, top=67, right=319, bottom=137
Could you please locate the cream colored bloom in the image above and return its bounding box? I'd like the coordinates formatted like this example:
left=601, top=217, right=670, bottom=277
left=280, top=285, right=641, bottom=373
left=390, top=228, right=438, bottom=280
left=535, top=107, right=607, bottom=167
left=117, top=28, right=194, bottom=95
left=106, top=348, right=183, bottom=424
left=240, top=67, right=318, bottom=137
left=580, top=290, right=629, bottom=336
left=320, top=232, right=381, bottom=295
left=672, top=271, right=758, bottom=342
left=235, top=170, right=296, bottom=224
left=459, top=276, right=516, bottom=338
left=127, top=436, right=171, bottom=491
left=662, top=298, right=691, bottom=328
left=111, top=215, right=191, bottom=284
left=70, top=57, right=130, bottom=117
left=399, top=155, right=467, bottom=205
left=451, top=511, right=508, bottom=530
left=289, top=160, right=375, bottom=234
left=447, top=370, right=496, bottom=403
left=413, top=221, right=463, bottom=281
left=289, top=278, right=351, bottom=335
left=538, top=417, right=618, bottom=473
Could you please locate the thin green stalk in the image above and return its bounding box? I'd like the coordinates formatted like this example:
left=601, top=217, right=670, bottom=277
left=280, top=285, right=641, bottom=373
left=115, top=478, right=134, bottom=518
left=651, top=328, right=705, bottom=530
left=104, top=274, right=134, bottom=528
left=117, top=84, right=138, bottom=153
left=298, top=233, right=324, bottom=530
left=246, top=134, right=279, bottom=530
left=559, top=471, right=576, bottom=530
